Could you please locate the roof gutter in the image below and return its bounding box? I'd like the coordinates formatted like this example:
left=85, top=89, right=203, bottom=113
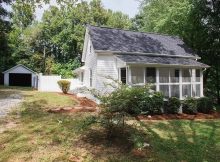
left=95, top=50, right=201, bottom=59
left=126, top=62, right=209, bottom=68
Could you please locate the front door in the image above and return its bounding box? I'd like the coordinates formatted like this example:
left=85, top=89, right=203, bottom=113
left=120, top=68, right=126, bottom=84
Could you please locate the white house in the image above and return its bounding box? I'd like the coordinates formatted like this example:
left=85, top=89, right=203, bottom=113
left=3, top=64, right=38, bottom=88
left=74, top=25, right=209, bottom=99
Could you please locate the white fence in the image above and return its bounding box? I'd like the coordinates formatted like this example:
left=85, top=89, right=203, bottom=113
left=37, top=73, right=82, bottom=92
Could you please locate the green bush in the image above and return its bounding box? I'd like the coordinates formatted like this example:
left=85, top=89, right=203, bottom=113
left=140, top=91, right=163, bottom=115
left=57, top=80, right=71, bottom=94
left=95, top=82, right=164, bottom=138
left=98, top=83, right=164, bottom=115
left=197, top=97, right=213, bottom=114
left=182, top=97, right=197, bottom=114
left=100, top=85, right=151, bottom=115
left=166, top=97, right=181, bottom=114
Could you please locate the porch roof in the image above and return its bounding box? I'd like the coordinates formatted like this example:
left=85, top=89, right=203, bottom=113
left=115, top=54, right=209, bottom=68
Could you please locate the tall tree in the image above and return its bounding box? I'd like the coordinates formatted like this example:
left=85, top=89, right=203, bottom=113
left=0, top=0, right=12, bottom=72
left=134, top=0, right=220, bottom=103
left=8, top=0, right=132, bottom=77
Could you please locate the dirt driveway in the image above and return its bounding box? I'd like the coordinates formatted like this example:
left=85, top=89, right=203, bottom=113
left=0, top=91, right=23, bottom=118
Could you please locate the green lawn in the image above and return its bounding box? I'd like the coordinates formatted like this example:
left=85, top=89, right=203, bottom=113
left=0, top=87, right=220, bottom=162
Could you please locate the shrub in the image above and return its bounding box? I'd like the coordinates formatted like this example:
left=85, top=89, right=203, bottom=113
left=150, top=92, right=164, bottom=114
left=57, top=80, right=71, bottom=94
left=99, top=84, right=151, bottom=115
left=197, top=97, right=213, bottom=114
left=166, top=97, right=181, bottom=114
left=182, top=97, right=197, bottom=114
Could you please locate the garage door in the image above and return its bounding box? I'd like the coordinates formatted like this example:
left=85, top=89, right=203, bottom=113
left=9, top=73, right=32, bottom=87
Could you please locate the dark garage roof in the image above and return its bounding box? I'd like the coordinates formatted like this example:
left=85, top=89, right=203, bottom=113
left=116, top=54, right=209, bottom=68
left=88, top=25, right=196, bottom=57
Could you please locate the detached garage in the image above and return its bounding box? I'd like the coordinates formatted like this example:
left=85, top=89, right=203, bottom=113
left=3, top=64, right=38, bottom=87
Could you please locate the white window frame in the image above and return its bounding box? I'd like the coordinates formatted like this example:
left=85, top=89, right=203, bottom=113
left=126, top=66, right=203, bottom=100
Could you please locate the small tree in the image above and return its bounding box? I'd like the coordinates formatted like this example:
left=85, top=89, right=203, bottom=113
left=57, top=80, right=71, bottom=94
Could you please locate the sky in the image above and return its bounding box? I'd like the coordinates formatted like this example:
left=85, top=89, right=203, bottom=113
left=34, top=0, right=140, bottom=20
left=3, top=0, right=140, bottom=20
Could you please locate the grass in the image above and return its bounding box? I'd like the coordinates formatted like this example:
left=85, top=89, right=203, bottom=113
left=0, top=87, right=220, bottom=161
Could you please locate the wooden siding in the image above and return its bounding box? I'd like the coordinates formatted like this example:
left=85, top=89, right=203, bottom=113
left=83, top=37, right=97, bottom=88
left=96, top=54, right=118, bottom=91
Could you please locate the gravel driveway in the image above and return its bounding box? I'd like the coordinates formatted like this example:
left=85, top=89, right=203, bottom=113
left=0, top=94, right=23, bottom=118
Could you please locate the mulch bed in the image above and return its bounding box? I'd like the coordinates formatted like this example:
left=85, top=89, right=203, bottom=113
left=136, top=112, right=220, bottom=121
left=48, top=93, right=97, bottom=114
left=48, top=93, right=220, bottom=120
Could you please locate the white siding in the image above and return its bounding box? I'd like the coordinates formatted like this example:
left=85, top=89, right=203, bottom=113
left=96, top=54, right=118, bottom=91
left=83, top=37, right=97, bottom=88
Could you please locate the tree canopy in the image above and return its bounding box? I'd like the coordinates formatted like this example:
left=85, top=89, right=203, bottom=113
left=133, top=0, right=220, bottom=103
left=5, top=0, right=132, bottom=77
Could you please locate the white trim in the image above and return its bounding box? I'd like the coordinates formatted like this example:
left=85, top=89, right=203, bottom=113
left=127, top=66, right=130, bottom=84
left=82, top=28, right=89, bottom=62
left=127, top=63, right=207, bottom=68
left=200, top=69, right=204, bottom=97
left=156, top=68, right=159, bottom=91
left=180, top=69, right=183, bottom=99
left=3, top=64, right=37, bottom=74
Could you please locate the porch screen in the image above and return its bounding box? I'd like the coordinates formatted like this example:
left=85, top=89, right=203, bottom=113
left=170, top=69, right=179, bottom=83
left=160, top=85, right=169, bottom=98
left=146, top=68, right=156, bottom=83
left=159, top=68, right=169, bottom=83
left=196, top=69, right=200, bottom=82
left=182, top=69, right=191, bottom=82
left=182, top=84, right=191, bottom=98
left=131, top=67, right=144, bottom=84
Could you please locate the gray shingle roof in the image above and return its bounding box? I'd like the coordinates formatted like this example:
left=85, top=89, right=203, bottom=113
left=88, top=25, right=196, bottom=57
left=116, top=54, right=209, bottom=68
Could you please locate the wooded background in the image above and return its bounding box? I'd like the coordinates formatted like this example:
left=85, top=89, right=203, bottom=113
left=0, top=0, right=219, bottom=103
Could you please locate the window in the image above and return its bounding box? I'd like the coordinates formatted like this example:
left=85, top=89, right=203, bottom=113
left=131, top=67, right=144, bottom=84
left=159, top=68, right=169, bottom=83
left=81, top=72, right=84, bottom=83
left=160, top=85, right=169, bottom=98
left=182, top=84, right=191, bottom=98
left=120, top=68, right=126, bottom=84
left=146, top=67, right=156, bottom=83
left=196, top=69, right=200, bottom=82
left=90, top=69, right=92, bottom=87
left=171, top=85, right=180, bottom=98
left=170, top=69, right=179, bottom=83
left=196, top=84, right=200, bottom=97
left=90, top=46, right=92, bottom=54
left=182, top=69, right=191, bottom=82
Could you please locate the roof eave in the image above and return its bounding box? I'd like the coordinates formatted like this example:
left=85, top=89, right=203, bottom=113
left=126, top=62, right=209, bottom=68
left=95, top=50, right=200, bottom=59
left=3, top=64, right=37, bottom=74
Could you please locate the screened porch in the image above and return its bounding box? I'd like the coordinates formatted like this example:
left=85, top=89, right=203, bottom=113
left=119, top=66, right=203, bottom=100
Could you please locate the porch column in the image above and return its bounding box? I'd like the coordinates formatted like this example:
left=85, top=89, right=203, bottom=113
left=200, top=69, right=204, bottom=97
left=156, top=68, right=159, bottom=91
left=192, top=69, right=196, bottom=97
left=127, top=66, right=131, bottom=85
left=180, top=69, right=183, bottom=100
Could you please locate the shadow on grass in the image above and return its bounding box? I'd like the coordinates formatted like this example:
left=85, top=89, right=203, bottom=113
left=138, top=120, right=220, bottom=162
left=2, top=96, right=220, bottom=162
left=31, top=104, right=219, bottom=162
